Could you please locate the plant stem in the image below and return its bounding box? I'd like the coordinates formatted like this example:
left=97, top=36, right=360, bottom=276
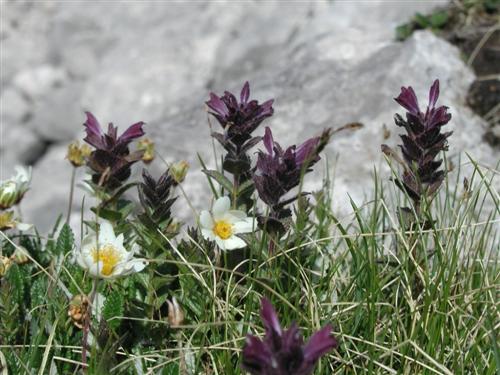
left=66, top=167, right=76, bottom=223
left=232, top=173, right=239, bottom=209
left=81, top=278, right=99, bottom=372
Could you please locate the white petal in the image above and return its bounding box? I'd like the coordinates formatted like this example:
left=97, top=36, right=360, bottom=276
left=223, top=236, right=247, bottom=250
left=222, top=213, right=242, bottom=224
left=75, top=252, right=88, bottom=270
left=82, top=251, right=95, bottom=269
left=16, top=222, right=33, bottom=231
left=201, top=228, right=216, bottom=241
left=115, top=233, right=124, bottom=248
left=226, top=210, right=247, bottom=220
left=114, top=259, right=146, bottom=276
left=81, top=234, right=97, bottom=252
left=199, top=210, right=214, bottom=229
left=212, top=196, right=230, bottom=220
left=88, top=261, right=104, bottom=278
left=131, top=243, right=141, bottom=255
left=97, top=221, right=116, bottom=245
left=130, top=259, right=147, bottom=272
left=92, top=293, right=106, bottom=317
left=232, top=219, right=255, bottom=234
left=214, top=236, right=226, bottom=251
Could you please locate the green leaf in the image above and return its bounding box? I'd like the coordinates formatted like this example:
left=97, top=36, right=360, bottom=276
left=55, top=223, right=74, bottom=256
left=203, top=170, right=233, bottom=193
left=91, top=206, right=123, bottom=221
left=395, top=23, right=414, bottom=41
left=238, top=179, right=255, bottom=196
left=414, top=13, right=430, bottom=28
left=484, top=0, right=499, bottom=12
left=102, top=290, right=124, bottom=330
left=30, top=277, right=47, bottom=309
left=430, top=10, right=449, bottom=28
left=5, top=263, right=24, bottom=305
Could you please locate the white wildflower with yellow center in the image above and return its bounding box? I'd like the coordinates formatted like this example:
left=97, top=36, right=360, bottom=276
left=200, top=196, right=255, bottom=251
left=76, top=221, right=146, bottom=279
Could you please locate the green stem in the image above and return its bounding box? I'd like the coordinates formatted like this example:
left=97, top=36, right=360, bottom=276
left=81, top=278, right=99, bottom=372
left=66, top=168, right=76, bottom=223
left=232, top=173, right=239, bottom=209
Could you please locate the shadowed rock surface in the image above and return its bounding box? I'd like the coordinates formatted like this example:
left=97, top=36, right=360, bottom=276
left=1, top=0, right=497, bottom=233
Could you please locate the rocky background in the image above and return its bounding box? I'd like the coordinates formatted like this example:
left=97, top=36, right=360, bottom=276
left=1, top=0, right=498, bottom=233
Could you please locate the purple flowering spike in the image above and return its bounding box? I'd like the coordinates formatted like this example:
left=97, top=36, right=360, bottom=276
left=428, top=79, right=440, bottom=108
left=206, top=82, right=274, bottom=148
left=118, top=121, right=145, bottom=145
left=395, top=86, right=420, bottom=115
left=206, top=93, right=229, bottom=117
left=253, top=128, right=330, bottom=209
left=303, top=325, right=337, bottom=363
left=384, top=79, right=452, bottom=208
left=241, top=81, right=250, bottom=104
left=242, top=298, right=337, bottom=375
left=82, top=112, right=146, bottom=189
left=261, top=298, right=282, bottom=337
left=263, top=127, right=274, bottom=155
left=295, top=137, right=320, bottom=167
left=84, top=112, right=106, bottom=149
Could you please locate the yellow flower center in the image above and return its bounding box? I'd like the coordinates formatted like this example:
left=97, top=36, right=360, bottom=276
left=213, top=220, right=233, bottom=240
left=91, top=244, right=122, bottom=276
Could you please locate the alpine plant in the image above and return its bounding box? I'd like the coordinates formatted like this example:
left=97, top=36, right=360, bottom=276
left=199, top=196, right=255, bottom=251
left=252, top=127, right=331, bottom=235
left=138, top=168, right=178, bottom=231
left=382, top=79, right=452, bottom=211
left=206, top=82, right=274, bottom=208
left=76, top=220, right=146, bottom=279
left=83, top=112, right=145, bottom=189
left=242, top=298, right=337, bottom=375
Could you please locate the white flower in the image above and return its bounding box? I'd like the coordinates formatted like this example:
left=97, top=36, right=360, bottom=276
left=199, top=196, right=256, bottom=251
left=76, top=220, right=146, bottom=279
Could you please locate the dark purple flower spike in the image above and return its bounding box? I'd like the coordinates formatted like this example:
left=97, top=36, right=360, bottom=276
left=206, top=81, right=274, bottom=150
left=83, top=112, right=145, bottom=189
left=242, top=298, right=337, bottom=375
left=252, top=127, right=331, bottom=236
left=382, top=79, right=452, bottom=211
left=206, top=82, right=275, bottom=209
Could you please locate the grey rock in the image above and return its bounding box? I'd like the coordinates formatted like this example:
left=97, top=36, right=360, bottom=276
left=0, top=87, right=30, bottom=124
left=13, top=65, right=68, bottom=100
left=0, top=123, right=44, bottom=178
left=21, top=145, right=89, bottom=234
left=28, top=82, right=84, bottom=142
left=149, top=30, right=496, bottom=218
left=3, top=0, right=497, bottom=233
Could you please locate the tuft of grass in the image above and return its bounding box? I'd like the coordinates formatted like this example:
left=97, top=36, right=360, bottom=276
left=0, top=154, right=498, bottom=374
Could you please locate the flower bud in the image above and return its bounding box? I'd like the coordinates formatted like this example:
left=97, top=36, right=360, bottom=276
left=66, top=141, right=91, bottom=167
left=0, top=211, right=16, bottom=230
left=167, top=297, right=184, bottom=327
left=0, top=211, right=32, bottom=232
left=10, top=246, right=30, bottom=265
left=165, top=220, right=181, bottom=235
left=137, top=138, right=155, bottom=164
left=0, top=256, right=12, bottom=277
left=0, top=167, right=31, bottom=209
left=170, top=161, right=189, bottom=184
left=68, top=294, right=90, bottom=329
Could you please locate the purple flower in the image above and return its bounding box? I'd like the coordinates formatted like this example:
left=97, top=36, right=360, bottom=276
left=206, top=82, right=274, bottom=149
left=387, top=80, right=452, bottom=206
left=83, top=112, right=145, bottom=189
left=84, top=112, right=145, bottom=153
left=253, top=127, right=329, bottom=208
left=242, top=298, right=337, bottom=375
